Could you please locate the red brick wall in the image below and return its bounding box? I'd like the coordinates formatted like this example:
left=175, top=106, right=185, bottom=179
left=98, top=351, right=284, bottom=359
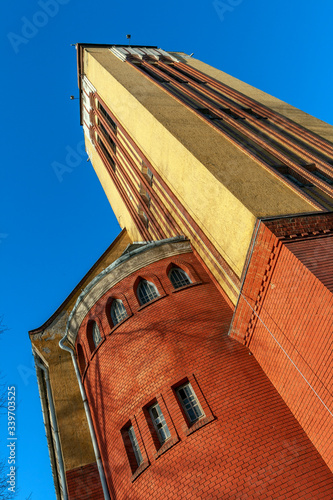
left=77, top=251, right=333, bottom=499
left=285, top=234, right=333, bottom=292
left=231, top=218, right=333, bottom=473
left=66, top=462, right=104, bottom=499
left=263, top=212, right=333, bottom=239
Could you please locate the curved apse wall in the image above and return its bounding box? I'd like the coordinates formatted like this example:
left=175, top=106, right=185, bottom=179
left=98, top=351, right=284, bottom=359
left=72, top=241, right=333, bottom=500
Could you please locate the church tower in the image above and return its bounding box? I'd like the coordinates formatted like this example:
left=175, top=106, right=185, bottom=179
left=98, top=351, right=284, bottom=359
left=30, top=44, right=333, bottom=499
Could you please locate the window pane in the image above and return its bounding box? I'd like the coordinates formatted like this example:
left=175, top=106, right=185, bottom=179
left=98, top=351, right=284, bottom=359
left=169, top=268, right=191, bottom=289
left=137, top=280, right=159, bottom=305
left=148, top=403, right=171, bottom=444
left=111, top=299, right=128, bottom=326
left=92, top=322, right=102, bottom=348
left=177, top=383, right=204, bottom=424
left=128, top=426, right=143, bottom=467
left=98, top=102, right=117, bottom=132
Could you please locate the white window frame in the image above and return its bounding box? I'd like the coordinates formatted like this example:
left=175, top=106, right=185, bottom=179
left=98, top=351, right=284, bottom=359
left=148, top=403, right=171, bottom=445
left=137, top=280, right=159, bottom=305
left=176, top=383, right=205, bottom=424
left=110, top=299, right=127, bottom=326
left=128, top=425, right=143, bottom=468
left=92, top=322, right=102, bottom=348
left=169, top=267, right=192, bottom=289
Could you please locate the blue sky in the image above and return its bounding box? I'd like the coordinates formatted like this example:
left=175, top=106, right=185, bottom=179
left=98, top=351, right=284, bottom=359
left=1, top=0, right=332, bottom=498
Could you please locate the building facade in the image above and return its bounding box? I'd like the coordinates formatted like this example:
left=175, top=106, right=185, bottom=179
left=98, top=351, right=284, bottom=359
left=30, top=45, right=333, bottom=499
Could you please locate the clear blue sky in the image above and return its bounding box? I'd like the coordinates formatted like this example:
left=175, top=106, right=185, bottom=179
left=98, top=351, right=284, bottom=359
left=1, top=0, right=332, bottom=498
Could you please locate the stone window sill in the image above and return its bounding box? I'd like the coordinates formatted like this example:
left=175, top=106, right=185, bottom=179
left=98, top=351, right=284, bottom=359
left=185, top=414, right=215, bottom=436
left=109, top=313, right=133, bottom=335
left=131, top=460, right=150, bottom=482
left=137, top=293, right=166, bottom=311
left=171, top=281, right=202, bottom=294
left=153, top=436, right=179, bottom=460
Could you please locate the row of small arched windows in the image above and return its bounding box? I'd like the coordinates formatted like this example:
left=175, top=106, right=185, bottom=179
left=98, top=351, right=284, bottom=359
left=77, top=266, right=192, bottom=371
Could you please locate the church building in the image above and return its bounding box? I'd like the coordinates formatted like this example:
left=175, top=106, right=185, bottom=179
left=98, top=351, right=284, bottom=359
left=29, top=44, right=333, bottom=499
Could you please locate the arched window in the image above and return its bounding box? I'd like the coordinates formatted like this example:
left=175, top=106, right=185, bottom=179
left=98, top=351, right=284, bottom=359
left=77, top=343, right=86, bottom=374
left=169, top=267, right=192, bottom=289
left=92, top=322, right=102, bottom=348
left=110, top=299, right=128, bottom=326
left=137, top=280, right=159, bottom=305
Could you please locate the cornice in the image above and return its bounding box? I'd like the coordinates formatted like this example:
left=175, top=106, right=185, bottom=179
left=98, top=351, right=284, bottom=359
left=66, top=237, right=191, bottom=345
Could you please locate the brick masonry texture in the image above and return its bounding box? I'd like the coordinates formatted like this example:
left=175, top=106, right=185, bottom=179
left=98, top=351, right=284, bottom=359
left=76, top=251, right=333, bottom=499
left=263, top=212, right=333, bottom=239
left=231, top=214, right=333, bottom=474
left=66, top=462, right=104, bottom=499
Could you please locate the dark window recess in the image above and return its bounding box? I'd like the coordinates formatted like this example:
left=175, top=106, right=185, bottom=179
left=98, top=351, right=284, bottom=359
left=135, top=63, right=169, bottom=83
left=203, top=84, right=246, bottom=109
left=241, top=107, right=267, bottom=120
left=99, top=122, right=116, bottom=153
left=163, top=83, right=200, bottom=108
left=299, top=163, right=333, bottom=185
left=285, top=174, right=313, bottom=188
left=180, top=83, right=228, bottom=111
left=98, top=103, right=117, bottom=132
left=171, top=65, right=207, bottom=84
left=263, top=121, right=333, bottom=166
left=122, top=425, right=143, bottom=473
left=77, top=344, right=86, bottom=374
left=241, top=121, right=306, bottom=165
left=314, top=171, right=333, bottom=185
left=197, top=108, right=221, bottom=120
left=304, top=187, right=333, bottom=210
left=215, top=120, right=284, bottom=168
left=98, top=138, right=116, bottom=172
left=219, top=107, right=244, bottom=120
left=156, top=65, right=188, bottom=83
left=274, top=165, right=313, bottom=188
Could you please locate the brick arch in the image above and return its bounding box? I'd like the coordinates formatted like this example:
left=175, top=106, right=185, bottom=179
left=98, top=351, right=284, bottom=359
left=105, top=292, right=131, bottom=329
left=86, top=317, right=105, bottom=356
left=79, top=250, right=333, bottom=499
left=166, top=259, right=201, bottom=284
left=132, top=273, right=166, bottom=306
left=76, top=342, right=87, bottom=376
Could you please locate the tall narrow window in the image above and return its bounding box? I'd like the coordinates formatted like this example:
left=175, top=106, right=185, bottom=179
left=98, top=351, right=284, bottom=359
left=98, top=102, right=117, bottom=133
left=137, top=280, right=159, bottom=305
left=92, top=322, right=102, bottom=348
left=148, top=403, right=171, bottom=445
left=127, top=426, right=143, bottom=468
left=110, top=299, right=128, bottom=326
left=169, top=267, right=191, bottom=289
left=98, top=137, right=116, bottom=172
left=77, top=343, right=86, bottom=374
left=176, top=383, right=204, bottom=424
left=122, top=424, right=143, bottom=473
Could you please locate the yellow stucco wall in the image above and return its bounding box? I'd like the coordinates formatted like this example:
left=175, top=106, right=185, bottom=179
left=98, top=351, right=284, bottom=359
left=85, top=137, right=143, bottom=243
left=32, top=317, right=96, bottom=471
left=30, top=229, right=133, bottom=471
left=83, top=48, right=318, bottom=296
left=184, top=56, right=333, bottom=143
